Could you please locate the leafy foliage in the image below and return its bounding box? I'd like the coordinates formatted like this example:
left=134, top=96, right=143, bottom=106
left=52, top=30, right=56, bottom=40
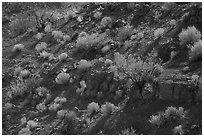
left=179, top=26, right=201, bottom=45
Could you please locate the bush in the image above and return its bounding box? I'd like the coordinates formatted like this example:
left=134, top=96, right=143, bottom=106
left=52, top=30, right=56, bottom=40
left=118, top=25, right=133, bottom=42
left=76, top=33, right=107, bottom=50
left=58, top=53, right=68, bottom=61
left=55, top=72, right=70, bottom=84
left=39, top=51, right=52, bottom=59
left=63, top=35, right=71, bottom=42
left=149, top=106, right=188, bottom=128
left=101, top=102, right=117, bottom=115
left=121, top=127, right=137, bottom=135
left=18, top=128, right=31, bottom=135
left=112, top=53, right=163, bottom=98
left=35, top=42, right=47, bottom=52
left=154, top=28, right=165, bottom=38
left=19, top=69, right=30, bottom=79
left=189, top=40, right=202, bottom=61
left=52, top=30, right=63, bottom=39
left=36, top=103, right=47, bottom=112
left=77, top=59, right=92, bottom=70
left=34, top=32, right=44, bottom=40
left=9, top=16, right=36, bottom=37
left=57, top=109, right=69, bottom=119
left=87, top=102, right=100, bottom=114
left=93, top=11, right=102, bottom=19
left=173, top=125, right=184, bottom=135
left=170, top=19, right=177, bottom=27
left=100, top=17, right=113, bottom=28
left=179, top=26, right=201, bottom=45
left=13, top=43, right=24, bottom=52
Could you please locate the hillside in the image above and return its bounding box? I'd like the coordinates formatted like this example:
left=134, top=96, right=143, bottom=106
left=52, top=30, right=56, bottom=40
left=2, top=2, right=202, bottom=135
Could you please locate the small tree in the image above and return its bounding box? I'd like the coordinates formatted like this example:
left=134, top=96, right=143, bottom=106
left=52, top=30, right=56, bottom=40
left=111, top=53, right=163, bottom=99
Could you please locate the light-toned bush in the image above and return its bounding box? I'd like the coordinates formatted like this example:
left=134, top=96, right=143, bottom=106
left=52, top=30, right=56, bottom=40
left=19, top=69, right=30, bottom=78
left=54, top=97, right=67, bottom=104
left=101, top=102, right=117, bottom=115
left=77, top=16, right=83, bottom=22
left=154, top=28, right=165, bottom=38
left=87, top=102, right=100, bottom=113
left=64, top=10, right=77, bottom=21
left=104, top=59, right=113, bottom=65
left=118, top=25, right=133, bottom=42
left=179, top=26, right=201, bottom=45
left=77, top=59, right=92, bottom=70
left=58, top=53, right=68, bottom=61
left=52, top=30, right=63, bottom=39
left=63, top=35, right=71, bottom=42
left=18, top=127, right=31, bottom=135
left=44, top=24, right=52, bottom=32
left=173, top=125, right=184, bottom=135
left=101, top=45, right=110, bottom=53
left=76, top=33, right=107, bottom=50
left=14, top=67, right=22, bottom=76
left=78, top=31, right=87, bottom=38
left=40, top=51, right=52, bottom=59
left=20, top=117, right=27, bottom=125
left=94, top=11, right=102, bottom=19
left=112, top=52, right=163, bottom=98
left=121, top=127, right=137, bottom=135
left=57, top=109, right=68, bottom=118
left=4, top=102, right=13, bottom=110
left=189, top=40, right=202, bottom=61
left=149, top=113, right=162, bottom=127
left=100, top=17, right=113, bottom=28
left=36, top=87, right=50, bottom=97
left=35, top=32, right=44, bottom=40
left=36, top=103, right=47, bottom=112
left=55, top=72, right=70, bottom=84
left=35, top=42, right=47, bottom=52
left=26, top=120, right=38, bottom=129
left=170, top=19, right=177, bottom=27
left=49, top=103, right=61, bottom=111
left=13, top=43, right=24, bottom=52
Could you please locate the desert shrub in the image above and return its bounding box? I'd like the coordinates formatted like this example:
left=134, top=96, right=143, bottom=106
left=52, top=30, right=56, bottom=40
left=173, top=125, right=184, bottom=135
left=189, top=40, right=202, bottom=61
left=154, top=28, right=165, bottom=38
left=101, top=45, right=111, bottom=53
left=100, top=16, right=113, bottom=28
left=13, top=43, right=24, bottom=52
left=57, top=109, right=69, bottom=119
left=7, top=79, right=28, bottom=99
left=101, top=102, right=117, bottom=115
left=49, top=102, right=61, bottom=111
left=179, top=26, right=201, bottom=45
left=170, top=19, right=177, bottom=27
left=111, top=53, right=163, bottom=99
left=161, top=2, right=177, bottom=10
left=58, top=53, right=68, bottom=61
left=78, top=31, right=87, bottom=38
left=54, top=97, right=67, bottom=104
left=18, top=128, right=31, bottom=135
left=87, top=102, right=100, bottom=114
left=34, top=32, right=44, bottom=40
left=52, top=30, right=63, bottom=39
left=118, top=25, right=133, bottom=42
left=35, top=42, right=47, bottom=52
left=76, top=33, right=107, bottom=50
left=55, top=72, right=70, bottom=84
left=36, top=87, right=50, bottom=97
left=36, top=102, right=47, bottom=112
left=121, top=127, right=137, bottom=135
left=63, top=35, right=71, bottom=42
left=39, top=51, right=53, bottom=59
left=4, top=102, right=13, bottom=110
left=26, top=120, right=38, bottom=129
left=77, top=59, right=93, bottom=70
left=19, top=69, right=30, bottom=79
left=93, top=11, right=102, bottom=19
left=9, top=16, right=36, bottom=37
left=64, top=10, right=76, bottom=21
left=44, top=24, right=52, bottom=33
left=149, top=106, right=188, bottom=128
